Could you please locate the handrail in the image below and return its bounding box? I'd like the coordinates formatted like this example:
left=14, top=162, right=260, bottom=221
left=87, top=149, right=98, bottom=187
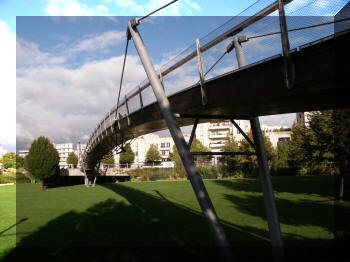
left=82, top=0, right=347, bottom=163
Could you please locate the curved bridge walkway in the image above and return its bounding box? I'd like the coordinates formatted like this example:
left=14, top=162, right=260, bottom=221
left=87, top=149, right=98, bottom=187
left=78, top=1, right=350, bottom=261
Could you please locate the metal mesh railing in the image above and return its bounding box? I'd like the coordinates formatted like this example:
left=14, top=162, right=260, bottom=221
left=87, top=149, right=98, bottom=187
left=84, top=0, right=350, bottom=161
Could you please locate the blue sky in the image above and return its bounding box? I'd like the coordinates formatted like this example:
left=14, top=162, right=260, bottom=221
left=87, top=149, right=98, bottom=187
left=0, top=0, right=349, bottom=152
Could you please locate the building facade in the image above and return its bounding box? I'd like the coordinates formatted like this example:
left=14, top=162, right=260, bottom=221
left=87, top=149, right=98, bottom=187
left=54, top=143, right=74, bottom=168
left=195, top=120, right=251, bottom=152
left=115, top=133, right=190, bottom=165
left=196, top=120, right=291, bottom=150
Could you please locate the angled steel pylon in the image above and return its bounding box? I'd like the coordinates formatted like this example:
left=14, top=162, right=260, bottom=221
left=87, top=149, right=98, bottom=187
left=128, top=19, right=234, bottom=262
left=233, top=36, right=284, bottom=261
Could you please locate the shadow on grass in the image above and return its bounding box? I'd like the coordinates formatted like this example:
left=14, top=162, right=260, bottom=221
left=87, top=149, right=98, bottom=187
left=6, top=183, right=274, bottom=262
left=5, top=182, right=347, bottom=262
left=0, top=218, right=28, bottom=236
left=214, top=175, right=336, bottom=198
left=223, top=193, right=335, bottom=239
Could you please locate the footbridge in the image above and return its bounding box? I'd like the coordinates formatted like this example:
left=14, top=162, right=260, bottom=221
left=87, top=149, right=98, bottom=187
left=79, top=0, right=350, bottom=261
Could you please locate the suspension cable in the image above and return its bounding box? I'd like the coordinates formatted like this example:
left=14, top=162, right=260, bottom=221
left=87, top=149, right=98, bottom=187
left=139, top=0, right=179, bottom=22
left=116, top=38, right=130, bottom=117
left=248, top=17, right=350, bottom=40
left=204, top=51, right=227, bottom=77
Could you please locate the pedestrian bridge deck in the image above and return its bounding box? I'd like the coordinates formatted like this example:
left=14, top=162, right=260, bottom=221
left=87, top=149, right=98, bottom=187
left=84, top=30, right=349, bottom=170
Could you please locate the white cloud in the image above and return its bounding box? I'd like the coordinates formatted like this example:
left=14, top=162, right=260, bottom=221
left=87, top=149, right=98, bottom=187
left=114, top=0, right=200, bottom=16
left=97, top=5, right=109, bottom=12
left=16, top=37, right=148, bottom=147
left=46, top=0, right=94, bottom=16
left=0, top=20, right=16, bottom=147
left=70, top=30, right=124, bottom=53
left=45, top=0, right=111, bottom=16
left=17, top=37, right=66, bottom=68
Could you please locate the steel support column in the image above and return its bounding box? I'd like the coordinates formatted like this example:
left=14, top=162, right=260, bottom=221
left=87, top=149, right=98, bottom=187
left=234, top=36, right=284, bottom=261
left=278, top=0, right=295, bottom=90
left=128, top=19, right=233, bottom=262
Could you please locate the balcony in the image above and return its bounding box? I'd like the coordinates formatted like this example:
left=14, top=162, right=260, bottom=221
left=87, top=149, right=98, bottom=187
left=209, top=133, right=228, bottom=139
left=208, top=124, right=230, bottom=131
left=209, top=143, right=225, bottom=149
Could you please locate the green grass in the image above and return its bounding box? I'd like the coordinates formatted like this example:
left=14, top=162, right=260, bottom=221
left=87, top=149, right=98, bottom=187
left=0, top=185, right=16, bottom=260
left=1, top=175, right=349, bottom=261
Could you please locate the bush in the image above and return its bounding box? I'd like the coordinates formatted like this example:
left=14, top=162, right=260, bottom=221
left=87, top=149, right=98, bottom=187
left=0, top=172, right=30, bottom=184
left=197, top=166, right=218, bottom=179
left=128, top=168, right=176, bottom=181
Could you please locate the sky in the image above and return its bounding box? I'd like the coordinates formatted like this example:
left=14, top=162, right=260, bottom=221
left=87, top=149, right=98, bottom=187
left=0, top=0, right=349, bottom=152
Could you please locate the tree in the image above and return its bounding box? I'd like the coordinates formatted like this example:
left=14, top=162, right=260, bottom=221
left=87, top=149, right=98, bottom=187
left=66, top=152, right=78, bottom=166
left=239, top=129, right=275, bottom=176
left=171, top=138, right=211, bottom=178
left=288, top=111, right=336, bottom=175
left=101, top=151, right=115, bottom=164
left=119, top=144, right=135, bottom=164
left=145, top=144, right=161, bottom=164
left=274, top=143, right=289, bottom=169
left=221, top=136, right=241, bottom=177
left=2, top=152, right=17, bottom=169
left=171, top=145, right=186, bottom=178
left=191, top=138, right=211, bottom=162
left=25, top=136, right=59, bottom=190
left=16, top=155, right=25, bottom=169
left=332, top=109, right=350, bottom=201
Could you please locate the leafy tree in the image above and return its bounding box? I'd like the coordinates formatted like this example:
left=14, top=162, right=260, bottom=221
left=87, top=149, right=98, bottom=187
left=16, top=155, right=25, bottom=169
left=119, top=144, right=135, bottom=164
left=2, top=152, right=17, bottom=169
left=239, top=129, right=275, bottom=176
left=171, top=138, right=211, bottom=178
left=288, top=111, right=336, bottom=175
left=221, top=136, right=241, bottom=177
left=66, top=152, right=78, bottom=166
left=287, top=123, right=310, bottom=174
left=145, top=144, right=161, bottom=164
left=171, top=145, right=186, bottom=178
left=25, top=136, right=59, bottom=190
left=101, top=151, right=115, bottom=164
left=191, top=138, right=211, bottom=162
left=332, top=109, right=350, bottom=201
left=274, top=143, right=289, bottom=169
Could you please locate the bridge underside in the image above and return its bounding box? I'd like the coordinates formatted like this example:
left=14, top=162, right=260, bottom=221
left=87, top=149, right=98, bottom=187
left=85, top=30, right=349, bottom=170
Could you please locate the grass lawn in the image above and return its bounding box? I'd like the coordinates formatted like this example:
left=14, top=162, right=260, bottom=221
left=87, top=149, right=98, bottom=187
left=1, top=175, right=349, bottom=261
left=0, top=185, right=15, bottom=260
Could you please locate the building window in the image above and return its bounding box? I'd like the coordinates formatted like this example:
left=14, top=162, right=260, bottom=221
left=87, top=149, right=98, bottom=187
left=161, top=143, right=170, bottom=148
left=277, top=137, right=290, bottom=146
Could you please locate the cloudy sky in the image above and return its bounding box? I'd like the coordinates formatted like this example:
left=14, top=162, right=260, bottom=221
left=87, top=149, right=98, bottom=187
left=0, top=0, right=348, bottom=152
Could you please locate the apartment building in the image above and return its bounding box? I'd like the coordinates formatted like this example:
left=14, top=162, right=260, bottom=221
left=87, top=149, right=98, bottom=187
left=115, top=133, right=190, bottom=164
left=77, top=143, right=87, bottom=166
left=196, top=120, right=251, bottom=152
left=54, top=143, right=74, bottom=168
left=196, top=120, right=291, bottom=150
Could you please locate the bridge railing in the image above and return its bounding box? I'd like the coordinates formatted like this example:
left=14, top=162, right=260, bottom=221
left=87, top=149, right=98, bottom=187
left=83, top=0, right=349, bottom=162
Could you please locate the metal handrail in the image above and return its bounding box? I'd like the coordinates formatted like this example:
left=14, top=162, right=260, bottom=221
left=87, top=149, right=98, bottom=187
left=83, top=0, right=291, bottom=159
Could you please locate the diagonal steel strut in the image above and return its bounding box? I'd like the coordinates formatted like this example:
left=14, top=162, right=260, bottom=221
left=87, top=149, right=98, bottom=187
left=128, top=19, right=234, bottom=262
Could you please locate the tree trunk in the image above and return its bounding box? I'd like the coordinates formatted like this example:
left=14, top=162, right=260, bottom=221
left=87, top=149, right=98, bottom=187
left=42, top=180, right=46, bottom=191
